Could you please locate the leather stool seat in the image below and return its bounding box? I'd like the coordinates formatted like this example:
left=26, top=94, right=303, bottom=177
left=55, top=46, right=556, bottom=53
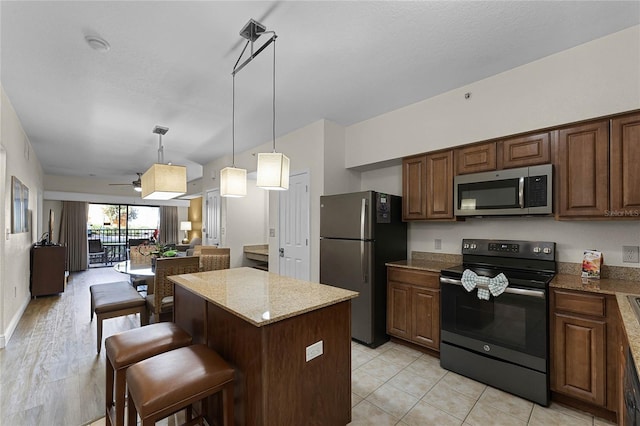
left=127, top=344, right=235, bottom=426
left=104, top=323, right=192, bottom=426
left=90, top=281, right=147, bottom=353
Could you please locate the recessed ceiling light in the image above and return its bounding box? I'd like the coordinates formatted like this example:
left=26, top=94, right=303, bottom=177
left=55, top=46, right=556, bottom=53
left=85, top=35, right=110, bottom=52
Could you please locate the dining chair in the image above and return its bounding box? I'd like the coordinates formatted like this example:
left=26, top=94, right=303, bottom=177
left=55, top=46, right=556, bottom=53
left=200, top=248, right=231, bottom=272
left=129, top=244, right=156, bottom=292
left=146, top=256, right=200, bottom=323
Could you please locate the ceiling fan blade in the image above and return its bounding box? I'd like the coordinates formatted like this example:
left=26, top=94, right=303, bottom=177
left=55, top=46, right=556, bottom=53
left=108, top=183, right=132, bottom=186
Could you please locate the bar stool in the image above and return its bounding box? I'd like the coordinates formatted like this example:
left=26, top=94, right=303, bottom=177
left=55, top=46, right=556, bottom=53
left=104, top=323, right=192, bottom=426
left=126, top=344, right=235, bottom=426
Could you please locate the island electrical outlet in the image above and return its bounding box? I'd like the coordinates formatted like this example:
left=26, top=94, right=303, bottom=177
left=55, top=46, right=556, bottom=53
left=306, top=340, right=323, bottom=362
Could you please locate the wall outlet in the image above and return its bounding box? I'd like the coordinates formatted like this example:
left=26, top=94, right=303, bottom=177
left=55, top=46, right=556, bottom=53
left=305, top=340, right=323, bottom=362
left=434, top=239, right=442, bottom=250
left=623, top=246, right=640, bottom=263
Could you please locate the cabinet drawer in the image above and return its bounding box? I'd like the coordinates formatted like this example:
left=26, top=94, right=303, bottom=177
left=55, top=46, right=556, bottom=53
left=388, top=267, right=439, bottom=288
left=553, top=289, right=606, bottom=317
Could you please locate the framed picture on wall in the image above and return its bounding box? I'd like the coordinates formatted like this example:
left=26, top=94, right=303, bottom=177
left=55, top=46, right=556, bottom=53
left=11, top=176, right=29, bottom=233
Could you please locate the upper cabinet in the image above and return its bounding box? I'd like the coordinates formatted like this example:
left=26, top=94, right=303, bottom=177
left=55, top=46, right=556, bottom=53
left=611, top=112, right=640, bottom=212
left=497, top=132, right=551, bottom=169
left=402, top=155, right=428, bottom=220
left=555, top=112, right=640, bottom=219
left=402, top=151, right=454, bottom=221
left=555, top=120, right=610, bottom=217
left=454, top=142, right=496, bottom=175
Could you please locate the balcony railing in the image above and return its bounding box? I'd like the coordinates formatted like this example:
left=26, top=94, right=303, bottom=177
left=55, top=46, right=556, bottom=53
left=87, top=228, right=157, bottom=264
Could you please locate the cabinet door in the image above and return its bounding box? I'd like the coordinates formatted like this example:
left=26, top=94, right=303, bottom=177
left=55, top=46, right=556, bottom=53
left=497, top=132, right=551, bottom=169
left=426, top=150, right=454, bottom=219
left=455, top=142, right=496, bottom=175
left=411, top=287, right=439, bottom=350
left=402, top=155, right=427, bottom=220
left=552, top=312, right=607, bottom=406
left=387, top=281, right=411, bottom=339
left=611, top=112, right=640, bottom=213
left=555, top=120, right=609, bottom=217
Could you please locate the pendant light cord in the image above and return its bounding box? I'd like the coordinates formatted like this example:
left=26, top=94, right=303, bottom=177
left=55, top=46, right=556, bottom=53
left=272, top=37, right=276, bottom=153
left=232, top=72, right=236, bottom=167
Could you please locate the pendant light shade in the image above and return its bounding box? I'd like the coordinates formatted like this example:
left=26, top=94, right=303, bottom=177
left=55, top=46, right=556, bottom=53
left=256, top=152, right=289, bottom=190
left=141, top=163, right=187, bottom=200
left=141, top=126, right=187, bottom=200
left=220, top=166, right=247, bottom=197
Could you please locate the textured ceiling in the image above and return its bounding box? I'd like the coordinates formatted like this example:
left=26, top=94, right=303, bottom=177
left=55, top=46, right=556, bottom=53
left=1, top=1, right=638, bottom=185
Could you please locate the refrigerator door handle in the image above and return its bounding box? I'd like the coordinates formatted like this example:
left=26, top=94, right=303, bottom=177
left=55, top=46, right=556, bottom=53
left=361, top=198, right=368, bottom=282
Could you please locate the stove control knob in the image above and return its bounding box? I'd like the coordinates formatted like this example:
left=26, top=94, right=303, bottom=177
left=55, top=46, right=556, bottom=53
left=463, top=243, right=470, bottom=249
left=543, top=247, right=552, bottom=254
left=470, top=244, right=477, bottom=250
left=533, top=247, right=541, bottom=253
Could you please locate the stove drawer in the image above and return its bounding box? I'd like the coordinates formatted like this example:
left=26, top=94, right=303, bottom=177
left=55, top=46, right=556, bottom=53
left=553, top=290, right=606, bottom=318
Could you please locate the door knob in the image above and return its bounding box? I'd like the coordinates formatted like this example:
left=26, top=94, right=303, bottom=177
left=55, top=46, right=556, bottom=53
left=279, top=248, right=284, bottom=257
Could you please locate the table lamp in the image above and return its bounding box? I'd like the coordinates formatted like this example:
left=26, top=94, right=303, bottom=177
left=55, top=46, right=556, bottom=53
left=180, top=221, right=192, bottom=244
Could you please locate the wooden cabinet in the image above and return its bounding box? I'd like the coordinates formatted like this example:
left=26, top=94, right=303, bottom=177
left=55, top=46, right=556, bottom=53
left=554, top=120, right=610, bottom=217
left=611, top=112, right=640, bottom=212
left=426, top=150, right=454, bottom=219
left=550, top=288, right=619, bottom=416
left=402, top=155, right=427, bottom=220
left=455, top=142, right=496, bottom=175
left=387, top=267, right=440, bottom=351
left=497, top=132, right=551, bottom=169
left=402, top=151, right=454, bottom=220
left=30, top=245, right=66, bottom=297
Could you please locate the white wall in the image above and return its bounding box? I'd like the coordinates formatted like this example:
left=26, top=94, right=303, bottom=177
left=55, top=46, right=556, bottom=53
left=346, top=25, right=640, bottom=168
left=1, top=86, right=44, bottom=347
left=323, top=120, right=360, bottom=195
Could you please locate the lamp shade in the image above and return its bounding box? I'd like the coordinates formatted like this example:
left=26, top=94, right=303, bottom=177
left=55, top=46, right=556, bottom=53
left=220, top=166, right=247, bottom=197
left=141, top=163, right=187, bottom=200
left=256, top=152, right=290, bottom=190
left=180, top=221, right=192, bottom=231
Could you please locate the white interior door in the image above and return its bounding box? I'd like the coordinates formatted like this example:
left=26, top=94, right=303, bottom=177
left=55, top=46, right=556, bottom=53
left=205, top=189, right=220, bottom=246
left=279, top=172, right=310, bottom=280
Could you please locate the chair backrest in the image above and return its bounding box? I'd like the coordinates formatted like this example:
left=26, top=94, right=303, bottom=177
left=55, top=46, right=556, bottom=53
left=200, top=247, right=230, bottom=256
left=129, top=245, right=156, bottom=264
left=200, top=253, right=230, bottom=272
left=151, top=256, right=200, bottom=313
left=88, top=239, right=103, bottom=253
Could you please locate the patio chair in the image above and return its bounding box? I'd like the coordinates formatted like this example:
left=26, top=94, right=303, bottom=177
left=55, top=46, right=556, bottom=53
left=88, top=239, right=106, bottom=265
left=146, top=256, right=200, bottom=323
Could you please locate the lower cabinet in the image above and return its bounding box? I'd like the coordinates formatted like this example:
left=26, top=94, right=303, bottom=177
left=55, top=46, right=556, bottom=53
left=550, top=288, right=619, bottom=418
left=387, top=267, right=440, bottom=351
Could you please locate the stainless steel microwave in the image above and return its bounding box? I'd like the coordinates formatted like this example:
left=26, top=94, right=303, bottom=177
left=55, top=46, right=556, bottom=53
left=454, top=164, right=553, bottom=216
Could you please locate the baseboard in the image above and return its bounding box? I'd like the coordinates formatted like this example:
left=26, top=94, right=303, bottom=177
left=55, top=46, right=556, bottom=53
left=0, top=295, right=30, bottom=348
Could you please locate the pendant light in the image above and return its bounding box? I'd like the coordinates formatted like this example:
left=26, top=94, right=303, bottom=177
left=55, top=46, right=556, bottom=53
left=220, top=70, right=247, bottom=197
left=256, top=35, right=289, bottom=190
left=141, top=126, right=187, bottom=200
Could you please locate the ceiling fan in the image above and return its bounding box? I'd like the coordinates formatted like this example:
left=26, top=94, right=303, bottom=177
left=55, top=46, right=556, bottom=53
left=109, top=173, right=142, bottom=192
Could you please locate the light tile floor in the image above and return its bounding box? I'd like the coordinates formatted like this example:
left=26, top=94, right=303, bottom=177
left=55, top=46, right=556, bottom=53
left=348, top=340, right=616, bottom=426
left=87, top=339, right=619, bottom=426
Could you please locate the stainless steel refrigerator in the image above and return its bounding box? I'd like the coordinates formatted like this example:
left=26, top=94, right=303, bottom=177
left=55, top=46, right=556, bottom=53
left=320, top=191, right=407, bottom=348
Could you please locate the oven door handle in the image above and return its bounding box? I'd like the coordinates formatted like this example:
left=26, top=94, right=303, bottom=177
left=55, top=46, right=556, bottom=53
left=439, top=277, right=546, bottom=299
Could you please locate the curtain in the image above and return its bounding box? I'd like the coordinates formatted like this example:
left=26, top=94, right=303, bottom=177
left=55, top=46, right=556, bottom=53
left=59, top=201, right=88, bottom=271
left=159, top=206, right=179, bottom=245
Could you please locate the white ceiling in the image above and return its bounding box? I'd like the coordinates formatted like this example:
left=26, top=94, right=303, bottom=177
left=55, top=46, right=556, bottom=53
left=2, top=1, right=638, bottom=186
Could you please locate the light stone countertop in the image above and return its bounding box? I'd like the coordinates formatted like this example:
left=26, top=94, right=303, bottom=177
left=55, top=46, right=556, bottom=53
left=168, top=267, right=358, bottom=327
left=386, top=259, right=459, bottom=273
left=550, top=273, right=640, bottom=295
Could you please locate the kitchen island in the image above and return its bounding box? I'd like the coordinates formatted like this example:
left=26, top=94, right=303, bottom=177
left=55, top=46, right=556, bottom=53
left=169, top=267, right=358, bottom=425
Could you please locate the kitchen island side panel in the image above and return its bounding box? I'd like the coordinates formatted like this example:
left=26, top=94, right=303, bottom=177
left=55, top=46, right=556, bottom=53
left=174, top=283, right=352, bottom=425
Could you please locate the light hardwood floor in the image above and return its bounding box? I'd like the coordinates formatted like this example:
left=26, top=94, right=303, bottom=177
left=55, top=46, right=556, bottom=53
left=0, top=267, right=139, bottom=426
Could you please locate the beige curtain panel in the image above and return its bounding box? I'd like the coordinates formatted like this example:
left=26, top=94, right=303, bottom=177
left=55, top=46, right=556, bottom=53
left=159, top=205, right=179, bottom=245
left=59, top=201, right=88, bottom=271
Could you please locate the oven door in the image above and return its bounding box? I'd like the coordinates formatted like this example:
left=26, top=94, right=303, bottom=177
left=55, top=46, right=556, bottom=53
left=440, top=276, right=547, bottom=373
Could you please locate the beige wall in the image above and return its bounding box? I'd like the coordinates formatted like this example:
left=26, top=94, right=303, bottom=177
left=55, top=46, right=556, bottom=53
left=346, top=25, right=640, bottom=168
left=188, top=197, right=202, bottom=241
left=1, top=86, right=44, bottom=347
